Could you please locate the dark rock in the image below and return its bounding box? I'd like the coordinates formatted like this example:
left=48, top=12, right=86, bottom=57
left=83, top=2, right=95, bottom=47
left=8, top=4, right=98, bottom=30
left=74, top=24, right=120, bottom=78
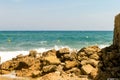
left=113, top=13, right=120, bottom=52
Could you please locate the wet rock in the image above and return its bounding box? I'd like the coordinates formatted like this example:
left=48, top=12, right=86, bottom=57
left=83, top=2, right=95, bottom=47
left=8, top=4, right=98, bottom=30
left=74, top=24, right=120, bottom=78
left=81, top=64, right=94, bottom=75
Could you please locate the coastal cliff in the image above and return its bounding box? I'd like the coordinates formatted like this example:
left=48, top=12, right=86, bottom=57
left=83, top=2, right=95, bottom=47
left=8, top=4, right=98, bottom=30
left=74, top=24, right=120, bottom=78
left=113, top=13, right=120, bottom=52
left=0, top=14, right=120, bottom=80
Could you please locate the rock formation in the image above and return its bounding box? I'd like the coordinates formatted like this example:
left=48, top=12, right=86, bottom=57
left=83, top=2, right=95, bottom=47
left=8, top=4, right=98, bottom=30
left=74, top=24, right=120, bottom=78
left=113, top=13, right=120, bottom=51
left=0, top=13, right=120, bottom=80
left=0, top=46, right=101, bottom=80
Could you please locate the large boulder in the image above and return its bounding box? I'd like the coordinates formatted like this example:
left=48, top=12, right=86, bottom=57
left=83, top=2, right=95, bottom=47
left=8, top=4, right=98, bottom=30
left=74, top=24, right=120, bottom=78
left=113, top=13, right=120, bottom=52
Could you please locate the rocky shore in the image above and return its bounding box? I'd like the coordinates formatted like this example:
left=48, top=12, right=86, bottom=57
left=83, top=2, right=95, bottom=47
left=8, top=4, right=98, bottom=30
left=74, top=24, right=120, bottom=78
left=0, top=14, right=120, bottom=80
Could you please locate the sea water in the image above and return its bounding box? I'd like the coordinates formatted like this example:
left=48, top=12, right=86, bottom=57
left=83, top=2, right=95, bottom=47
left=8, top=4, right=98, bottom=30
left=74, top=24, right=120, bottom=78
left=0, top=31, right=113, bottom=63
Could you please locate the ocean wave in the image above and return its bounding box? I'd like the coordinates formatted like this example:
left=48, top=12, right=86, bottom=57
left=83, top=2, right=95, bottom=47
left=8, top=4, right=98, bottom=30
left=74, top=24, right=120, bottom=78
left=0, top=44, right=110, bottom=63
left=99, top=44, right=110, bottom=49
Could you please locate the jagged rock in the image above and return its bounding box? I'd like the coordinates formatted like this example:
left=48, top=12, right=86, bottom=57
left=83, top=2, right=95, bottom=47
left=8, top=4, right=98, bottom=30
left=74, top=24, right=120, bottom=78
left=16, top=54, right=23, bottom=58
left=63, top=54, right=70, bottom=60
left=44, top=56, right=61, bottom=65
left=42, top=65, right=57, bottom=73
left=29, top=50, right=37, bottom=57
left=78, top=56, right=89, bottom=61
left=77, top=52, right=87, bottom=57
left=56, top=65, right=64, bottom=73
left=65, top=67, right=82, bottom=76
left=64, top=61, right=78, bottom=69
left=0, top=61, right=12, bottom=70
left=81, top=60, right=88, bottom=65
left=58, top=48, right=70, bottom=54
left=70, top=50, right=77, bottom=60
left=89, top=59, right=99, bottom=67
left=0, top=70, right=11, bottom=74
left=113, top=13, right=120, bottom=52
left=42, top=49, right=56, bottom=57
left=81, top=64, right=94, bottom=75
left=32, top=71, right=41, bottom=77
left=90, top=68, right=98, bottom=79
left=79, top=46, right=100, bottom=56
left=80, top=59, right=99, bottom=67
left=89, top=53, right=100, bottom=60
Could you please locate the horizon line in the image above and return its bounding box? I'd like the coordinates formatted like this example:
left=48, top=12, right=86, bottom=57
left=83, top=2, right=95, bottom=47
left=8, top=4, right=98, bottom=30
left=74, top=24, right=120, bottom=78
left=0, top=30, right=113, bottom=31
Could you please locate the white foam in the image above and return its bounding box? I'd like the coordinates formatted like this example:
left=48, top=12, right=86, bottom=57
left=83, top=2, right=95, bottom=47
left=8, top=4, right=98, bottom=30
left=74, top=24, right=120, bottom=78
left=0, top=45, right=73, bottom=63
left=0, top=51, right=29, bottom=63
left=99, top=44, right=110, bottom=49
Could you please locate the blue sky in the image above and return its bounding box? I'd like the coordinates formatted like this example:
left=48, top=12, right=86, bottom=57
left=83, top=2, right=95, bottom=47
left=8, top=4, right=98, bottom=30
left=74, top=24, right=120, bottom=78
left=0, top=0, right=120, bottom=30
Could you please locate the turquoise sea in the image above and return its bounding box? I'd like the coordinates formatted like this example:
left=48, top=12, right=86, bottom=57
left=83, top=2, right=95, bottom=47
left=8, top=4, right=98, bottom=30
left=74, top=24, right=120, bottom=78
left=0, top=31, right=113, bottom=51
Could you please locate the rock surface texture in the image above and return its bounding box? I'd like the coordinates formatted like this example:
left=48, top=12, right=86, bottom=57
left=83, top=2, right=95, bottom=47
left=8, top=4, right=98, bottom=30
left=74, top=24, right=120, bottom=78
left=113, top=13, right=120, bottom=51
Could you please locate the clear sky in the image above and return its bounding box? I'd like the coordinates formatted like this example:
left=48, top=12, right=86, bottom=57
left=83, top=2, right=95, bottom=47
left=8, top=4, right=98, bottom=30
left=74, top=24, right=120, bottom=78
left=0, top=0, right=120, bottom=31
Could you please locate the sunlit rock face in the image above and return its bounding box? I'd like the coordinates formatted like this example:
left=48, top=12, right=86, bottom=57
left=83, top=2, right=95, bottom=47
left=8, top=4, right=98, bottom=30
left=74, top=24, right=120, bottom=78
left=113, top=13, right=120, bottom=51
